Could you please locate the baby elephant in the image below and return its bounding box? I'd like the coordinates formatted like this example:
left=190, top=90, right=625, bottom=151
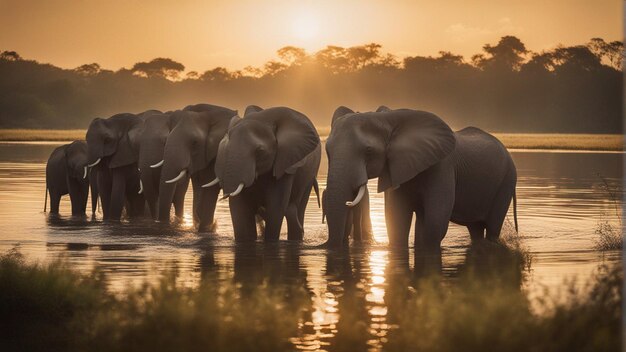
left=45, top=141, right=98, bottom=216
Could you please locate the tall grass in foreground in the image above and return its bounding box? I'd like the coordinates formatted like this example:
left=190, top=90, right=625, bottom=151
left=0, top=246, right=621, bottom=352
left=594, top=174, right=623, bottom=251
left=0, top=249, right=308, bottom=352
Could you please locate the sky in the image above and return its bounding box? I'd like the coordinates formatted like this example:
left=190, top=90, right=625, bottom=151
left=0, top=0, right=621, bottom=72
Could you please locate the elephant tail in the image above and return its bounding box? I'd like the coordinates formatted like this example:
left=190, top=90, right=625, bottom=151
left=44, top=187, right=48, bottom=213
left=513, top=190, right=518, bottom=233
left=313, top=179, right=321, bottom=208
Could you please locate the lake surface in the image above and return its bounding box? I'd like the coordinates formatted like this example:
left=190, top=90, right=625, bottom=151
left=0, top=142, right=622, bottom=350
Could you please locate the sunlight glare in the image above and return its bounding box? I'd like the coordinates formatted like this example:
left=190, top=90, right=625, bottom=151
left=291, top=13, right=319, bottom=40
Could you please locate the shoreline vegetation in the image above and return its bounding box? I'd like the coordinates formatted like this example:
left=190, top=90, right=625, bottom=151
left=0, top=129, right=622, bottom=151
left=0, top=245, right=620, bottom=352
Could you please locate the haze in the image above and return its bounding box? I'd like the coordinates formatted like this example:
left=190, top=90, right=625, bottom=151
left=0, top=0, right=621, bottom=72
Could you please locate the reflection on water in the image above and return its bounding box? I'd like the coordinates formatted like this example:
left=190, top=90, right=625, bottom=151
left=0, top=142, right=622, bottom=350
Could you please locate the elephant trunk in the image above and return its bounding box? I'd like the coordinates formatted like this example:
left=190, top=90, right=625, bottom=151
left=89, top=169, right=99, bottom=215
left=324, top=158, right=368, bottom=247
left=220, top=157, right=256, bottom=195
left=158, top=141, right=190, bottom=222
left=139, top=166, right=160, bottom=219
left=157, top=181, right=177, bottom=222
left=324, top=185, right=351, bottom=247
left=86, top=144, right=104, bottom=167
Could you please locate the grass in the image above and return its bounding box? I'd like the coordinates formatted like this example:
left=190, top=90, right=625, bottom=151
left=0, top=244, right=621, bottom=352
left=0, top=249, right=309, bottom=352
left=384, top=258, right=621, bottom=352
left=594, top=173, right=623, bottom=251
left=0, top=129, right=86, bottom=141
left=0, top=129, right=622, bottom=151
left=492, top=133, right=623, bottom=151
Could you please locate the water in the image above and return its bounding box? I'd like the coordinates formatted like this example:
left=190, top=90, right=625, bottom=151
left=0, top=142, right=622, bottom=349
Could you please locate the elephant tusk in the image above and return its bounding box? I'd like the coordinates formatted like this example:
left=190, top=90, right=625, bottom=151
left=346, top=184, right=367, bottom=207
left=230, top=183, right=244, bottom=197
left=165, top=170, right=186, bottom=184
left=83, top=166, right=88, bottom=179
left=150, top=160, right=164, bottom=168
left=201, top=178, right=220, bottom=188
left=138, top=180, right=143, bottom=194
left=87, top=158, right=101, bottom=167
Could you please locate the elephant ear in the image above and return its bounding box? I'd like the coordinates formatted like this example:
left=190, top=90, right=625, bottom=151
left=270, top=108, right=320, bottom=179
left=109, top=115, right=142, bottom=168
left=331, top=106, right=354, bottom=126
left=203, top=112, right=234, bottom=165
left=376, top=105, right=391, bottom=112
left=228, top=115, right=241, bottom=129
left=109, top=133, right=137, bottom=168
left=244, top=105, right=263, bottom=116
left=378, top=110, right=456, bottom=192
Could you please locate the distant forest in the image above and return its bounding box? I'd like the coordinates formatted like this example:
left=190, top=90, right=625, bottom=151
left=0, top=36, right=622, bottom=132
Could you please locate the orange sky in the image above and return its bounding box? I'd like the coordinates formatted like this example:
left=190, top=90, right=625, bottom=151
left=0, top=0, right=621, bottom=72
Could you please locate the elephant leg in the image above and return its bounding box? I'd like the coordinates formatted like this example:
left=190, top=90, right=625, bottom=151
left=485, top=195, right=513, bottom=241
left=67, top=178, right=86, bottom=216
left=263, top=175, right=294, bottom=242
left=286, top=203, right=303, bottom=240
left=352, top=204, right=363, bottom=241
left=385, top=189, right=413, bottom=247
left=97, top=169, right=112, bottom=220
left=486, top=168, right=516, bottom=241
left=198, top=184, right=220, bottom=232
left=414, top=210, right=425, bottom=247
left=420, top=166, right=455, bottom=250
left=422, top=195, right=453, bottom=250
left=468, top=223, right=485, bottom=241
left=360, top=189, right=373, bottom=242
left=294, top=184, right=313, bottom=238
left=344, top=208, right=354, bottom=243
left=48, top=190, right=62, bottom=215
left=229, top=192, right=257, bottom=242
left=109, top=170, right=127, bottom=221
left=173, top=176, right=190, bottom=218
left=192, top=181, right=201, bottom=225
left=89, top=171, right=99, bottom=216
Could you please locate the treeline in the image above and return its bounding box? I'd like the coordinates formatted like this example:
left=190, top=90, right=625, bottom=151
left=0, top=36, right=622, bottom=132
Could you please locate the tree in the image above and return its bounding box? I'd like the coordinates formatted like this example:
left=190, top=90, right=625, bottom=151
left=315, top=46, right=350, bottom=73
left=277, top=46, right=307, bottom=66
left=74, top=63, right=101, bottom=76
left=185, top=71, right=199, bottom=80
left=588, top=38, right=623, bottom=70
left=200, top=67, right=237, bottom=81
left=131, top=58, right=185, bottom=80
left=474, top=36, right=528, bottom=71
left=263, top=61, right=288, bottom=76
left=0, top=51, right=21, bottom=61
left=347, top=43, right=382, bottom=69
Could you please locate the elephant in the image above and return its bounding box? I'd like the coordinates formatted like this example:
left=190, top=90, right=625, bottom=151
left=134, top=111, right=189, bottom=220
left=156, top=104, right=236, bottom=230
left=324, top=105, right=518, bottom=249
left=321, top=186, right=372, bottom=243
left=215, top=106, right=321, bottom=242
left=86, top=112, right=147, bottom=221
left=320, top=106, right=374, bottom=243
left=45, top=140, right=98, bottom=216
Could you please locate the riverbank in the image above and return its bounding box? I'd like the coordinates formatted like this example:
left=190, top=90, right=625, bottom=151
left=0, top=129, right=622, bottom=151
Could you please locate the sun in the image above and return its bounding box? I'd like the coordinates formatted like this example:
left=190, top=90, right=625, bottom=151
left=291, top=13, right=320, bottom=41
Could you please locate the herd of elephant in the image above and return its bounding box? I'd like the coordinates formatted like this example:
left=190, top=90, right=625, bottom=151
left=45, top=103, right=518, bottom=249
